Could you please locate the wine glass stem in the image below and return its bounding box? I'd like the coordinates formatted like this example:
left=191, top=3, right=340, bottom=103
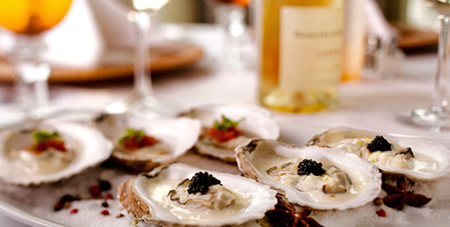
left=433, top=14, right=450, bottom=113
left=132, top=11, right=153, bottom=97
left=215, top=5, right=245, bottom=65
left=13, top=36, right=50, bottom=119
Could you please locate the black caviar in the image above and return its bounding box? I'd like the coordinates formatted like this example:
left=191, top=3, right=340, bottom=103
left=367, top=135, right=392, bottom=152
left=298, top=159, right=325, bottom=176
left=187, top=172, right=222, bottom=194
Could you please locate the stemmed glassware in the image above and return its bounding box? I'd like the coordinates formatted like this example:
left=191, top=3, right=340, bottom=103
left=106, top=0, right=176, bottom=117
left=210, top=0, right=251, bottom=69
left=409, top=0, right=450, bottom=131
left=0, top=0, right=72, bottom=124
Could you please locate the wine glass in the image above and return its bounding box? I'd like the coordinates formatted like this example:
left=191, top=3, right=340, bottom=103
left=210, top=0, right=251, bottom=69
left=105, top=0, right=176, bottom=117
left=409, top=0, right=450, bottom=131
left=0, top=0, right=72, bottom=128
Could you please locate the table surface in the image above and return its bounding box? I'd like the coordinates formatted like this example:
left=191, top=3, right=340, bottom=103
left=0, top=3, right=448, bottom=226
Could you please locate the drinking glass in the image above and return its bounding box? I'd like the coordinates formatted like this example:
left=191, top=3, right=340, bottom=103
left=210, top=0, right=251, bottom=69
left=106, top=0, right=176, bottom=117
left=409, top=0, right=450, bottom=131
left=0, top=0, right=72, bottom=121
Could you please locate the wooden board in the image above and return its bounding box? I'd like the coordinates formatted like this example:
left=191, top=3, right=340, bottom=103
left=0, top=42, right=203, bottom=83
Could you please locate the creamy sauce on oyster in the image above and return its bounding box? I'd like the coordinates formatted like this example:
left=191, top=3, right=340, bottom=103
left=114, top=143, right=171, bottom=160
left=251, top=146, right=368, bottom=204
left=5, top=131, right=75, bottom=174
left=145, top=176, right=250, bottom=224
left=9, top=148, right=75, bottom=174
left=199, top=127, right=252, bottom=150
left=329, top=138, right=441, bottom=174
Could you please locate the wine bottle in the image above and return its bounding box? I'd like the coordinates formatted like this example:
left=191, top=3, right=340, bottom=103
left=257, top=0, right=344, bottom=113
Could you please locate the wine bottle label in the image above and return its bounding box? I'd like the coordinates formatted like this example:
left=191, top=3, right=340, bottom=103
left=279, top=6, right=343, bottom=91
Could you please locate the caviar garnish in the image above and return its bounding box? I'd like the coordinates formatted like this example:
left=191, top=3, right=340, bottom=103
left=298, top=159, right=326, bottom=176
left=367, top=135, right=392, bottom=152
left=29, top=131, right=67, bottom=154
left=207, top=115, right=245, bottom=142
left=187, top=172, right=222, bottom=194
left=118, top=128, right=159, bottom=150
left=101, top=201, right=109, bottom=208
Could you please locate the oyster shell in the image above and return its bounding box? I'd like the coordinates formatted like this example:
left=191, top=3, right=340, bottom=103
left=118, top=163, right=277, bottom=226
left=180, top=105, right=279, bottom=163
left=236, top=139, right=382, bottom=210
left=308, top=127, right=450, bottom=180
left=95, top=114, right=201, bottom=172
left=0, top=121, right=112, bottom=185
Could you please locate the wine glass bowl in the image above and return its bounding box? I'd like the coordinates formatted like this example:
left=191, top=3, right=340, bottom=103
left=0, top=0, right=72, bottom=35
left=0, top=0, right=72, bottom=120
left=214, top=0, right=250, bottom=7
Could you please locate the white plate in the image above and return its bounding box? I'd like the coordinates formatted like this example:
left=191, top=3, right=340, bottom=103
left=0, top=125, right=449, bottom=227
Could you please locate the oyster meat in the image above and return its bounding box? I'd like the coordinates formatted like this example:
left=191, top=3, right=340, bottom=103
left=236, top=139, right=382, bottom=210
left=308, top=127, right=450, bottom=180
left=95, top=114, right=201, bottom=172
left=181, top=105, right=279, bottom=162
left=0, top=121, right=112, bottom=185
left=118, top=163, right=277, bottom=226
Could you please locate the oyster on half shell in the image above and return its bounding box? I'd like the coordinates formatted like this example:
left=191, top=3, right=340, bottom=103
left=0, top=120, right=112, bottom=185
left=95, top=114, right=201, bottom=172
left=180, top=105, right=279, bottom=163
left=236, top=139, right=382, bottom=210
left=118, top=163, right=277, bottom=226
left=307, top=127, right=450, bottom=180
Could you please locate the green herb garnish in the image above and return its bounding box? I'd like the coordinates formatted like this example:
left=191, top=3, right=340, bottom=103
left=118, top=129, right=146, bottom=143
left=33, top=131, right=60, bottom=143
left=213, top=115, right=245, bottom=131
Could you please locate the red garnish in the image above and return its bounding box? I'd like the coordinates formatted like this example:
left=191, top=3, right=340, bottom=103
left=28, top=131, right=67, bottom=154
left=207, top=126, right=241, bottom=142
left=100, top=210, right=110, bottom=216
left=31, top=139, right=67, bottom=154
left=105, top=193, right=114, bottom=200
left=121, top=135, right=158, bottom=150
left=207, top=115, right=244, bottom=142
left=376, top=209, right=386, bottom=217
left=89, top=185, right=102, bottom=199
left=382, top=177, right=431, bottom=210
left=70, top=208, right=78, bottom=215
left=265, top=195, right=323, bottom=227
left=119, top=129, right=158, bottom=150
